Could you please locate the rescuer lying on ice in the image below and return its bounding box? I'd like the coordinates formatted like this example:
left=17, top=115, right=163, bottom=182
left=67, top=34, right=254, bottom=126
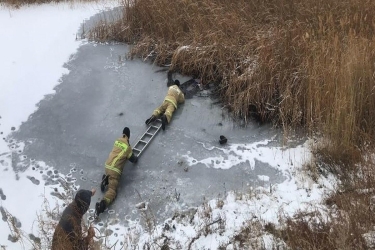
left=145, top=79, right=185, bottom=130
left=95, top=127, right=138, bottom=217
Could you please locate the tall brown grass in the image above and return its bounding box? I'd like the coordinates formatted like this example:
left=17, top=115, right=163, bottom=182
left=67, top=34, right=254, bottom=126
left=88, top=0, right=375, bottom=248
left=89, top=0, right=375, bottom=159
left=277, top=157, right=375, bottom=250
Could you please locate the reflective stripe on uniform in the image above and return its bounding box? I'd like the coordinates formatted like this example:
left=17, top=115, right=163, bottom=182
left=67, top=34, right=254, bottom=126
left=154, top=109, right=161, bottom=115
left=104, top=197, right=111, bottom=204
left=164, top=97, right=177, bottom=108
left=105, top=164, right=122, bottom=175
left=105, top=140, right=129, bottom=174
left=114, top=140, right=128, bottom=151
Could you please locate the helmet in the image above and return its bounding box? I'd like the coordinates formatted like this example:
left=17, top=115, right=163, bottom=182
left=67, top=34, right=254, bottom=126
left=123, top=127, right=130, bottom=139
left=174, top=79, right=180, bottom=87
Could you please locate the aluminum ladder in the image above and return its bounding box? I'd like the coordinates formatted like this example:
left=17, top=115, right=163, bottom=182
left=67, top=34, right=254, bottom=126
left=132, top=119, right=162, bottom=157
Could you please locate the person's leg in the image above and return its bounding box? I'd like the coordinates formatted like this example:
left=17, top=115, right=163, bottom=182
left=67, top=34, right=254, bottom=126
left=164, top=103, right=176, bottom=123
left=152, top=101, right=168, bottom=117
left=161, top=103, right=175, bottom=130
left=146, top=102, right=166, bottom=125
left=96, top=173, right=119, bottom=216
left=103, top=175, right=119, bottom=205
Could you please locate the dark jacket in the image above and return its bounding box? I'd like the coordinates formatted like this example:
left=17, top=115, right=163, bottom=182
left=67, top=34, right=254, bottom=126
left=52, top=189, right=92, bottom=250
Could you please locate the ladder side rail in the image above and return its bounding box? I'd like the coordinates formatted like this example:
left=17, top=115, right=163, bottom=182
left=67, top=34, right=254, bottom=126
left=132, top=121, right=162, bottom=158
left=135, top=125, right=161, bottom=157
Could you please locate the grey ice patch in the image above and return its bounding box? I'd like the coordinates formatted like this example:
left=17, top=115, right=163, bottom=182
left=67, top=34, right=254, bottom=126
left=29, top=234, right=41, bottom=245
left=80, top=176, right=87, bottom=181
left=8, top=235, right=18, bottom=243
left=66, top=177, right=77, bottom=183
left=45, top=179, right=59, bottom=186
left=27, top=176, right=40, bottom=185
left=1, top=208, right=22, bottom=228
left=104, top=228, right=114, bottom=236
left=0, top=188, right=6, bottom=200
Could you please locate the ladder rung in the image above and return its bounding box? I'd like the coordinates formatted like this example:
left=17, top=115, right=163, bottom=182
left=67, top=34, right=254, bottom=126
left=132, top=121, right=162, bottom=157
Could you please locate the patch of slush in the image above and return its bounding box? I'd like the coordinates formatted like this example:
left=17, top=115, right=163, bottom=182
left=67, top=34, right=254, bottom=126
left=123, top=139, right=337, bottom=249
left=78, top=139, right=336, bottom=249
left=0, top=138, right=143, bottom=249
left=182, top=138, right=309, bottom=171
left=0, top=138, right=81, bottom=249
left=0, top=137, right=337, bottom=249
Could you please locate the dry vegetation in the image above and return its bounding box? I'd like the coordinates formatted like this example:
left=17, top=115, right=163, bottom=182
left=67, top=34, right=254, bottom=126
left=87, top=0, right=375, bottom=248
left=1, top=0, right=95, bottom=7
left=3, top=0, right=375, bottom=249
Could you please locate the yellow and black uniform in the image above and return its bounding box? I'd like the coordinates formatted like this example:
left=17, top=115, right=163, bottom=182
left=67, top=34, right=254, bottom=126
left=152, top=84, right=185, bottom=124
left=96, top=127, right=137, bottom=217
left=103, top=136, right=134, bottom=205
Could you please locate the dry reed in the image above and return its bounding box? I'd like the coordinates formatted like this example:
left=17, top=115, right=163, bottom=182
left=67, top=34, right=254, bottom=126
left=89, top=0, right=375, bottom=157
left=88, top=0, right=375, bottom=248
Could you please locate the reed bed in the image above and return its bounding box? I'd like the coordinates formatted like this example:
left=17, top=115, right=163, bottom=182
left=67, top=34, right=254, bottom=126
left=88, top=0, right=375, bottom=247
left=90, top=0, right=375, bottom=157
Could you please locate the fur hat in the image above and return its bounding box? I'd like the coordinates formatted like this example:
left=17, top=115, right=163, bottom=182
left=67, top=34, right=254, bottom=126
left=75, top=189, right=92, bottom=215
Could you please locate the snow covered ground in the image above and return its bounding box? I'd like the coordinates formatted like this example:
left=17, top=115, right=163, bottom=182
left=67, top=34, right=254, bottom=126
left=0, top=2, right=337, bottom=249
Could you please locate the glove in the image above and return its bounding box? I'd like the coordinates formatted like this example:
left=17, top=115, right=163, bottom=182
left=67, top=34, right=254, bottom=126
left=145, top=115, right=156, bottom=125
left=129, top=153, right=138, bottom=163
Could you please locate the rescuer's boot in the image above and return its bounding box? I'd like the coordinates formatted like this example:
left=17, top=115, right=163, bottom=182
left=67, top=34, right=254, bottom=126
left=161, top=115, right=168, bottom=130
left=95, top=200, right=107, bottom=217
left=100, top=174, right=109, bottom=192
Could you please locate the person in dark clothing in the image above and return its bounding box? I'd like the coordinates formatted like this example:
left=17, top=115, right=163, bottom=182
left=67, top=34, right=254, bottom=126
left=52, top=189, right=96, bottom=250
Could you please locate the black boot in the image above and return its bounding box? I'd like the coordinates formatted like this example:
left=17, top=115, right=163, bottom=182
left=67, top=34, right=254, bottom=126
left=95, top=200, right=107, bottom=217
left=145, top=115, right=156, bottom=125
left=100, top=174, right=109, bottom=192
left=161, top=115, right=168, bottom=130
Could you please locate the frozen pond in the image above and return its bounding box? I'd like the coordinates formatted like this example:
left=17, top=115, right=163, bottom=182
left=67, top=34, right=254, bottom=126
left=9, top=42, right=286, bottom=225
